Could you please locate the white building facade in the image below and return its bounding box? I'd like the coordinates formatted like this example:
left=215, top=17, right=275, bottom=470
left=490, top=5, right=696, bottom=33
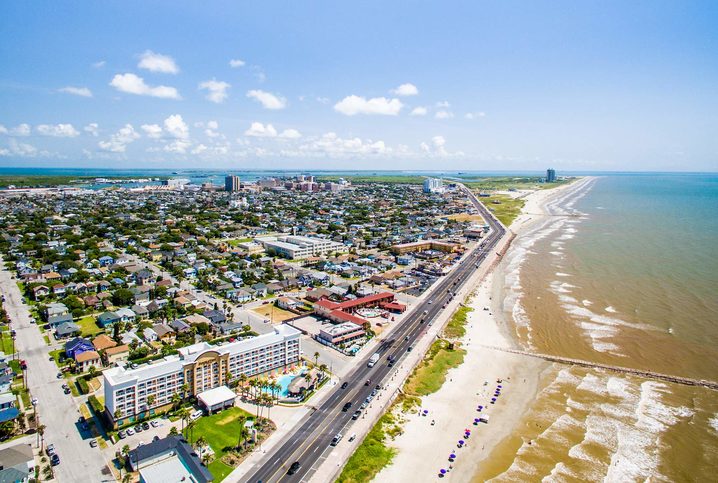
left=103, top=325, right=301, bottom=426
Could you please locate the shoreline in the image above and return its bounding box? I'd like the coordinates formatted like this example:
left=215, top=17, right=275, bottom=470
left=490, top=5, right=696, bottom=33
left=372, top=178, right=593, bottom=482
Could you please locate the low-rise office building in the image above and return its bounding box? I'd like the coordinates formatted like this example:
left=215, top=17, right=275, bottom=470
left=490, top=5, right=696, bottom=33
left=261, top=235, right=348, bottom=259
left=103, top=325, right=301, bottom=426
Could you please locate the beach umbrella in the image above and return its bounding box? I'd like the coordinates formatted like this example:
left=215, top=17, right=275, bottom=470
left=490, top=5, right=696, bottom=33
left=450, top=453, right=456, bottom=459
left=440, top=469, right=447, bottom=475
left=459, top=439, right=464, bottom=445
left=423, top=409, right=429, bottom=415
left=498, top=385, right=502, bottom=388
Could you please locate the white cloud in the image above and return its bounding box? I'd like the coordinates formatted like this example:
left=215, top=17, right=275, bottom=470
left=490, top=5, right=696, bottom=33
left=199, top=79, right=230, bottom=103
left=36, top=123, right=80, bottom=137
left=333, top=95, right=403, bottom=116
left=296, top=132, right=392, bottom=157
left=419, top=135, right=459, bottom=157
left=92, top=60, right=106, bottom=69
left=110, top=73, right=181, bottom=99
left=244, top=122, right=278, bottom=137
left=436, top=101, right=451, bottom=108
left=0, top=139, right=39, bottom=157
left=391, top=83, right=419, bottom=97
left=138, top=50, right=179, bottom=74
left=84, top=123, right=99, bottom=137
left=163, top=139, right=191, bottom=154
left=246, top=90, right=287, bottom=110
left=2, top=123, right=31, bottom=136
left=229, top=59, right=246, bottom=68
left=410, top=106, right=428, bottom=116
left=192, top=144, right=208, bottom=154
left=435, top=110, right=454, bottom=119
left=204, top=120, right=220, bottom=138
left=59, top=86, right=93, bottom=97
left=243, top=122, right=301, bottom=139
left=465, top=112, right=486, bottom=120
left=251, top=66, right=266, bottom=83
left=98, top=124, right=140, bottom=152
left=316, top=97, right=330, bottom=104
left=163, top=114, right=189, bottom=139
left=141, top=124, right=163, bottom=139
left=279, top=128, right=302, bottom=139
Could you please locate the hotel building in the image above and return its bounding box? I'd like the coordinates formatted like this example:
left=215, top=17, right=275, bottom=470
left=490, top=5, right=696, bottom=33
left=261, top=235, right=348, bottom=259
left=103, top=325, right=300, bottom=426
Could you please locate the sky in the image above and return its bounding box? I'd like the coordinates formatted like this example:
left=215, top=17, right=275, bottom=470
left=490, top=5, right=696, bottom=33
left=1, top=0, right=717, bottom=172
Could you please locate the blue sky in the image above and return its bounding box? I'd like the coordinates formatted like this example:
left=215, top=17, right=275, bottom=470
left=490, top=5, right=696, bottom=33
left=1, top=0, right=717, bottom=171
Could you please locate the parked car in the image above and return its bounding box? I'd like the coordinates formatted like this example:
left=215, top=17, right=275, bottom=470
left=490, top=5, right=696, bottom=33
left=190, top=410, right=203, bottom=421
left=90, top=439, right=98, bottom=448
left=341, top=382, right=348, bottom=389
left=150, top=420, right=160, bottom=428
left=50, top=454, right=60, bottom=466
left=142, top=422, right=150, bottom=430
left=46, top=444, right=55, bottom=456
left=134, top=425, right=143, bottom=433
left=352, top=410, right=361, bottom=420
left=342, top=402, right=352, bottom=412
left=126, top=428, right=135, bottom=436
left=330, top=433, right=343, bottom=446
left=118, top=430, right=127, bottom=439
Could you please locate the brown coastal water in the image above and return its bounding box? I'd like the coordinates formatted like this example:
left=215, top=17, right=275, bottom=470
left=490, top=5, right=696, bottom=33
left=474, top=175, right=718, bottom=482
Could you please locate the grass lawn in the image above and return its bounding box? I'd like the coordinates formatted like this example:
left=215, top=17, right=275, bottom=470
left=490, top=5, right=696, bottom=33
left=443, top=305, right=472, bottom=340
left=480, top=194, right=526, bottom=227
left=251, top=304, right=295, bottom=322
left=403, top=339, right=466, bottom=397
left=337, top=409, right=399, bottom=483
left=0, top=330, right=15, bottom=354
left=76, top=315, right=103, bottom=337
left=225, top=238, right=252, bottom=247
left=49, top=349, right=66, bottom=368
left=192, top=407, right=254, bottom=481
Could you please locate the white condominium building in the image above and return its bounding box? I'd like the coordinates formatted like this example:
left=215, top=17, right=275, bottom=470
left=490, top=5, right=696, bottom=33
left=261, top=235, right=348, bottom=259
left=103, top=325, right=301, bottom=426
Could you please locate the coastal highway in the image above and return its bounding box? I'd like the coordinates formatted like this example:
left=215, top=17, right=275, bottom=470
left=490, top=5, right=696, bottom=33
left=241, top=186, right=506, bottom=483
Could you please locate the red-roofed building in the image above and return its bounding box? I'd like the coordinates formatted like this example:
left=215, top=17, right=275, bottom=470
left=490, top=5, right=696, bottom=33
left=314, top=292, right=403, bottom=326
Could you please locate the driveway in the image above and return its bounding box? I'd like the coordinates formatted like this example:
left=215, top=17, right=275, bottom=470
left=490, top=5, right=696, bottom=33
left=0, top=256, right=110, bottom=482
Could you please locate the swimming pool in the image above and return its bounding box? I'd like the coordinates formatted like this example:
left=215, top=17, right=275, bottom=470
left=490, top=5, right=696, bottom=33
left=263, top=371, right=305, bottom=397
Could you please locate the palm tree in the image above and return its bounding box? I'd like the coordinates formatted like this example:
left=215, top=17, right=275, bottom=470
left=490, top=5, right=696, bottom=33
left=202, top=453, right=211, bottom=466
left=88, top=365, right=98, bottom=380
left=146, top=394, right=155, bottom=409
left=177, top=407, right=190, bottom=435
left=225, top=370, right=233, bottom=386
left=313, top=351, right=320, bottom=367
left=37, top=424, right=46, bottom=450
left=170, top=393, right=181, bottom=410
left=236, top=415, right=248, bottom=450
left=113, top=408, right=122, bottom=424
left=239, top=373, right=248, bottom=398
left=319, top=363, right=328, bottom=378
left=186, top=420, right=196, bottom=444
left=265, top=394, right=274, bottom=422
left=180, top=383, right=190, bottom=399
left=195, top=436, right=207, bottom=462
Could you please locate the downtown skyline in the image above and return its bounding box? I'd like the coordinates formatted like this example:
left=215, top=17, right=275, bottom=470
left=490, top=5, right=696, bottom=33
left=1, top=1, right=718, bottom=172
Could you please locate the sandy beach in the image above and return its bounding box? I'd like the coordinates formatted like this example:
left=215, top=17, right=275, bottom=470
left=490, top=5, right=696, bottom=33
left=373, top=180, right=589, bottom=482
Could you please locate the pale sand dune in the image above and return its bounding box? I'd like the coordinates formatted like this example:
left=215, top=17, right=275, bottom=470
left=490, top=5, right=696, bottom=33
left=373, top=181, right=586, bottom=482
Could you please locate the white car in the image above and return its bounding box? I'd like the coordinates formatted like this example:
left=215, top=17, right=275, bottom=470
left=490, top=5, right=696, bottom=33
left=126, top=428, right=135, bottom=436
left=31, top=397, right=38, bottom=406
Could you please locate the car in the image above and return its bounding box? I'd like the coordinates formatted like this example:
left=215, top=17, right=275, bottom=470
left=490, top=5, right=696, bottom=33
left=153, top=435, right=160, bottom=442
left=118, top=430, right=127, bottom=439
left=365, top=379, right=371, bottom=386
left=190, top=410, right=203, bottom=421
left=126, top=428, right=135, bottom=436
left=50, top=454, right=60, bottom=466
left=428, top=300, right=433, bottom=304
left=341, top=382, right=348, bottom=389
left=287, top=461, right=301, bottom=475
left=405, top=335, right=410, bottom=341
left=31, top=397, right=38, bottom=406
left=352, top=410, right=361, bottom=420
left=388, top=360, right=395, bottom=368
left=46, top=444, right=55, bottom=456
left=150, top=420, right=159, bottom=428
left=375, top=384, right=381, bottom=391
left=348, top=433, right=357, bottom=442
left=89, top=439, right=98, bottom=448
left=134, top=425, right=143, bottom=433
left=56, top=372, right=63, bottom=379
left=342, top=402, right=352, bottom=412
left=371, top=389, right=377, bottom=397
left=330, top=433, right=343, bottom=446
left=142, top=422, right=150, bottom=430
left=360, top=402, right=368, bottom=410
left=407, top=346, right=413, bottom=352
left=63, top=387, right=71, bottom=394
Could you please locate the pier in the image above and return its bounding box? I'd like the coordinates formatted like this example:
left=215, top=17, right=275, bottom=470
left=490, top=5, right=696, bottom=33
left=479, top=345, right=718, bottom=391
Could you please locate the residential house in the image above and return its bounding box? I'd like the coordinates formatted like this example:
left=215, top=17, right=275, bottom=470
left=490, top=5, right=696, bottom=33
left=127, top=435, right=213, bottom=483
left=169, top=319, right=191, bottom=334
left=131, top=304, right=149, bottom=319
left=115, top=307, right=136, bottom=324
left=0, top=393, right=19, bottom=424
left=0, top=443, right=34, bottom=483
left=47, top=313, right=73, bottom=328
left=31, top=285, right=50, bottom=300
left=152, top=324, right=175, bottom=343
left=97, top=311, right=121, bottom=328
left=105, top=345, right=130, bottom=365
left=142, top=327, right=158, bottom=342
left=98, top=255, right=114, bottom=267
left=55, top=322, right=81, bottom=338
left=203, top=310, right=226, bottom=326
left=45, top=303, right=69, bottom=320
left=64, top=337, right=94, bottom=359
left=92, top=334, right=118, bottom=352
left=75, top=350, right=102, bottom=372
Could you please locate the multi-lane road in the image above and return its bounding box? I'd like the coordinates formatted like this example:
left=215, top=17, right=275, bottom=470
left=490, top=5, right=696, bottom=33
left=242, top=185, right=506, bottom=483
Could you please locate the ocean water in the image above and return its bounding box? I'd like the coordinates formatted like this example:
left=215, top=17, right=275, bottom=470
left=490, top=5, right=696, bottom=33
left=476, top=174, right=718, bottom=481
